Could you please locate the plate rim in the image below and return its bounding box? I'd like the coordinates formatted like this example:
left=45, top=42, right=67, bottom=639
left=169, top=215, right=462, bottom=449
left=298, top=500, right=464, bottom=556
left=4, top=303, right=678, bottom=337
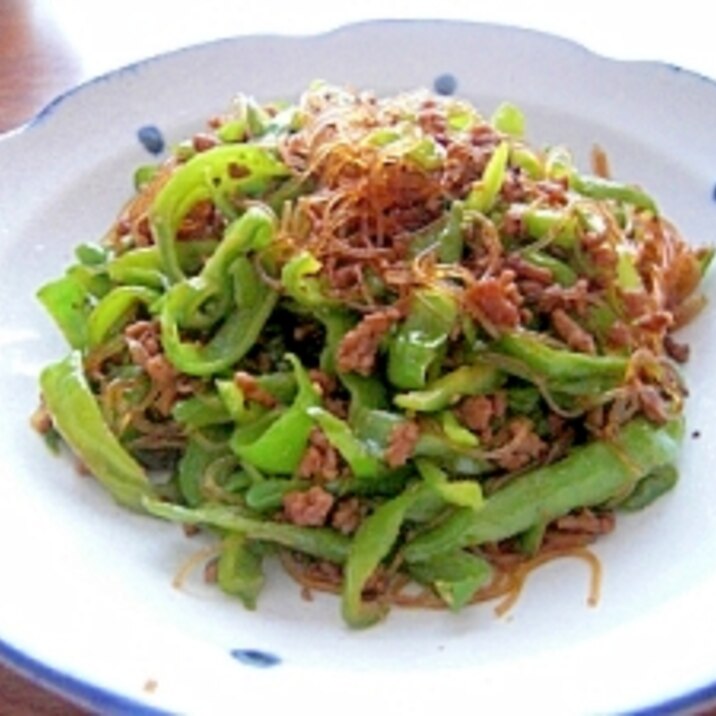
left=1, top=18, right=715, bottom=714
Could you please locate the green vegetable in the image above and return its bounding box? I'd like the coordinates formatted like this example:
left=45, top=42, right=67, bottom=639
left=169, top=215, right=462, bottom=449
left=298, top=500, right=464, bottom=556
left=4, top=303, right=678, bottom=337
left=37, top=275, right=91, bottom=350
left=409, top=550, right=493, bottom=611
left=232, top=355, right=320, bottom=474
left=387, top=287, right=458, bottom=390
left=492, top=331, right=628, bottom=397
left=616, top=464, right=679, bottom=512
left=217, top=533, right=265, bottom=610
left=342, top=485, right=426, bottom=627
left=307, top=406, right=386, bottom=479
left=394, top=362, right=502, bottom=412
left=143, top=498, right=350, bottom=563
left=40, top=352, right=151, bottom=509
left=150, top=144, right=289, bottom=282
left=405, top=417, right=683, bottom=562
left=466, top=140, right=510, bottom=213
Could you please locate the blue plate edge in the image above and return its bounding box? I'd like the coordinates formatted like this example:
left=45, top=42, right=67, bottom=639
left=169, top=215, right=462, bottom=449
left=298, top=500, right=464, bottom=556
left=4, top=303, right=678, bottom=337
left=0, top=635, right=171, bottom=715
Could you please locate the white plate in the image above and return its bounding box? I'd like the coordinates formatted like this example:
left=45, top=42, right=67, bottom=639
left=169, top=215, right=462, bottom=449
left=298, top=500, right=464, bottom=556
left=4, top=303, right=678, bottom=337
left=1, top=20, right=715, bottom=715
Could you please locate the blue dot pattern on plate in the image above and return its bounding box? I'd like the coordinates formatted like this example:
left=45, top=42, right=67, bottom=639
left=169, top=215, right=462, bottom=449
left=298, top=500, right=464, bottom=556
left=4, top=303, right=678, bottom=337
left=434, top=73, right=458, bottom=96
left=137, top=125, right=165, bottom=155
left=230, top=648, right=281, bottom=668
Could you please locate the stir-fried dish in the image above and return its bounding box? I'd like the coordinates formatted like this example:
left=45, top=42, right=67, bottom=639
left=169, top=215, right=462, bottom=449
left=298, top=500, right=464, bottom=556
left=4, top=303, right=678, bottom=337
left=34, top=84, right=712, bottom=627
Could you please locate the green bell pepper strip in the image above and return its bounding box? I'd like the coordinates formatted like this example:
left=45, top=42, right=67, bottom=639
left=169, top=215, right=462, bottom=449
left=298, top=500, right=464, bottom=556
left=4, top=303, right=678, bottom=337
left=510, top=146, right=543, bottom=179
left=522, top=249, right=577, bottom=287
left=281, top=251, right=339, bottom=308
left=40, top=352, right=151, bottom=509
left=415, top=458, right=483, bottom=510
left=161, top=257, right=278, bottom=377
left=440, top=410, right=479, bottom=447
left=408, top=550, right=493, bottom=611
left=465, top=140, right=509, bottom=214
left=217, top=533, right=265, bottom=610
left=245, top=478, right=307, bottom=512
left=570, top=173, right=658, bottom=214
left=107, top=241, right=220, bottom=290
left=520, top=207, right=581, bottom=250
left=319, top=310, right=388, bottom=416
left=37, top=274, right=91, bottom=350
left=404, top=417, right=684, bottom=563
left=75, top=242, right=108, bottom=267
left=351, top=407, right=491, bottom=476
left=491, top=331, right=628, bottom=397
left=172, top=393, right=232, bottom=429
left=149, top=144, right=290, bottom=282
left=162, top=205, right=275, bottom=332
left=393, top=362, right=503, bottom=412
left=86, top=286, right=159, bottom=348
left=387, top=287, right=458, bottom=390
left=306, top=406, right=386, bottom=479
left=342, top=484, right=428, bottom=628
left=616, top=464, right=679, bottom=512
left=490, top=102, right=525, bottom=137
left=437, top=201, right=465, bottom=264
left=177, top=427, right=235, bottom=506
left=232, top=354, right=320, bottom=474
left=143, top=498, right=350, bottom=563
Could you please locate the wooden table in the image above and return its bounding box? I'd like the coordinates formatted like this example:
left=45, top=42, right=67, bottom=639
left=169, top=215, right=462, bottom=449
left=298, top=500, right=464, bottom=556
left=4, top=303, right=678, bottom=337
left=2, top=0, right=716, bottom=713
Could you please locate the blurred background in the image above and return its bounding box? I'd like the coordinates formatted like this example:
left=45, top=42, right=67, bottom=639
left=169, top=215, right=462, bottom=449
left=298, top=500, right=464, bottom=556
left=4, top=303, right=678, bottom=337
left=1, top=0, right=714, bottom=712
left=3, top=0, right=716, bottom=133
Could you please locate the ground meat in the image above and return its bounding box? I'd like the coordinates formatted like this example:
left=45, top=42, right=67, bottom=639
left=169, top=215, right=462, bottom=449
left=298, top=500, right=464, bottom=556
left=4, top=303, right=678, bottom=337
left=538, top=278, right=592, bottom=316
left=542, top=508, right=615, bottom=550
left=308, top=369, right=337, bottom=396
left=331, top=497, right=363, bottom=535
left=384, top=421, right=420, bottom=468
left=125, top=320, right=161, bottom=362
left=664, top=334, right=690, bottom=363
left=637, top=385, right=670, bottom=424
left=506, top=255, right=554, bottom=285
left=489, top=417, right=547, bottom=472
left=336, top=307, right=400, bottom=376
left=555, top=508, right=615, bottom=535
left=30, top=402, right=52, bottom=434
left=457, top=393, right=506, bottom=435
left=580, top=232, right=617, bottom=273
left=551, top=308, right=596, bottom=354
left=192, top=132, right=219, bottom=152
left=282, top=486, right=335, bottom=527
left=606, top=321, right=633, bottom=351
left=297, top=428, right=341, bottom=481
left=124, top=321, right=179, bottom=415
left=463, top=271, right=522, bottom=333
left=234, top=371, right=277, bottom=408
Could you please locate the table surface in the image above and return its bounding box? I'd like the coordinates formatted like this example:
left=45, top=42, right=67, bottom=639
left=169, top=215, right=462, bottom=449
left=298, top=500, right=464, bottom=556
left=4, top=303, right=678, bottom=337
left=2, top=0, right=716, bottom=712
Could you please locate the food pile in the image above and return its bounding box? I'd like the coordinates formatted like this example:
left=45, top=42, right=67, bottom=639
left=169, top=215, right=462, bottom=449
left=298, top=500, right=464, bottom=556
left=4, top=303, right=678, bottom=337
left=35, top=84, right=711, bottom=626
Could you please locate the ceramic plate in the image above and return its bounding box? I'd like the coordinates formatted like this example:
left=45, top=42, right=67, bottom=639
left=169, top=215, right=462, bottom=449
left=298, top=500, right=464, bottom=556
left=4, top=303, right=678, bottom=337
left=1, top=20, right=715, bottom=715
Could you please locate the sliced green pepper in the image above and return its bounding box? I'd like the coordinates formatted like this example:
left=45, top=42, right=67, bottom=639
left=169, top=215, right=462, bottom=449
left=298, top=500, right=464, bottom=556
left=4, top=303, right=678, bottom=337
left=217, top=533, right=265, bottom=610
left=40, top=352, right=151, bottom=509
left=394, top=362, right=502, bottom=412
left=232, top=355, right=320, bottom=474
left=387, top=287, right=458, bottom=390
left=143, top=498, right=350, bottom=563
left=405, top=417, right=683, bottom=562
left=150, top=144, right=289, bottom=282
left=408, top=549, right=493, bottom=611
